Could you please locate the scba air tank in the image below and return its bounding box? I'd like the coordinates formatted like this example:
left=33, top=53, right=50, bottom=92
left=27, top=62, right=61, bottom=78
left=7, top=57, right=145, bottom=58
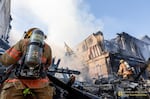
left=24, top=29, right=44, bottom=68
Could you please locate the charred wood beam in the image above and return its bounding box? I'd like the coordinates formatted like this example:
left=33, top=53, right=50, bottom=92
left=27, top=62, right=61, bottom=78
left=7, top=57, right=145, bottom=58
left=48, top=68, right=80, bottom=75
left=110, top=53, right=145, bottom=64
left=134, top=58, right=150, bottom=80
left=47, top=72, right=100, bottom=99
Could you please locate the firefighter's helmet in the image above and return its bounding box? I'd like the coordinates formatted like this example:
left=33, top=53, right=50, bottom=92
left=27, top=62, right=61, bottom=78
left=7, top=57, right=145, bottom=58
left=24, top=28, right=47, bottom=39
left=120, top=59, right=124, bottom=63
left=24, top=28, right=37, bottom=39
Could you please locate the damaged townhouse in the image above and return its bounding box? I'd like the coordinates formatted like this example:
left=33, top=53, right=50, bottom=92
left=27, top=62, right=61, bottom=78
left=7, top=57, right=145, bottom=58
left=75, top=31, right=150, bottom=80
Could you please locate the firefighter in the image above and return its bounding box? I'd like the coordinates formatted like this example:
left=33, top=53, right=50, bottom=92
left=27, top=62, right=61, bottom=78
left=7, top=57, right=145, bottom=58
left=117, top=59, right=133, bottom=79
left=0, top=28, right=53, bottom=99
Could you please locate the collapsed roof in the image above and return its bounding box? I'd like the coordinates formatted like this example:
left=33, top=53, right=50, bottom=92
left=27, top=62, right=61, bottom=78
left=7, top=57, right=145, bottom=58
left=104, top=32, right=150, bottom=61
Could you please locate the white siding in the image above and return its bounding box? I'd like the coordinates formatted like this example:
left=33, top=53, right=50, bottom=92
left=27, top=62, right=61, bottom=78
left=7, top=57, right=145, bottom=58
left=0, top=0, right=11, bottom=41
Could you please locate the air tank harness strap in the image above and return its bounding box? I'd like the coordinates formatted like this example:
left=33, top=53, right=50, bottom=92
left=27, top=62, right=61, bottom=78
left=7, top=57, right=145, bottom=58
left=23, top=88, right=35, bottom=96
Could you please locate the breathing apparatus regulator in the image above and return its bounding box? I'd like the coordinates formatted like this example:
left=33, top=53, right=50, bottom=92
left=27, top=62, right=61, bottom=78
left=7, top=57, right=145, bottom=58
left=16, top=28, right=45, bottom=78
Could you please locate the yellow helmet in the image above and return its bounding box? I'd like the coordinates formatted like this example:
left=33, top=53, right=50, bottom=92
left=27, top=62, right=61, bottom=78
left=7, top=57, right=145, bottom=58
left=120, top=59, right=124, bottom=63
left=24, top=28, right=38, bottom=39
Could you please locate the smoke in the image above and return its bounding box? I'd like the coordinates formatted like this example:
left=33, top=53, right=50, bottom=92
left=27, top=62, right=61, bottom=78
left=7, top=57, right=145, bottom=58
left=10, top=0, right=103, bottom=81
left=11, top=0, right=103, bottom=47
left=59, top=53, right=92, bottom=82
